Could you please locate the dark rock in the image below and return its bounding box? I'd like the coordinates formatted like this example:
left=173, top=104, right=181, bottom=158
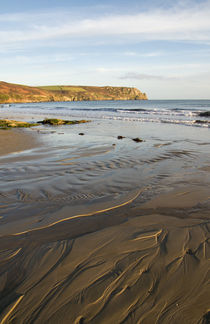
left=195, top=120, right=210, bottom=124
left=199, top=111, right=210, bottom=117
left=132, top=137, right=143, bottom=143
left=201, top=311, right=210, bottom=324
left=186, top=248, right=193, bottom=255
left=117, top=135, right=125, bottom=140
left=79, top=133, right=84, bottom=136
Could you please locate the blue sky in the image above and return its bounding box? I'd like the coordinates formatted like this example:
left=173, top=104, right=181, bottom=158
left=0, top=0, right=210, bottom=99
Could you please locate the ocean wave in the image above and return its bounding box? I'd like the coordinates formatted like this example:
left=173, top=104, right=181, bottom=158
left=1, top=100, right=210, bottom=129
left=54, top=107, right=119, bottom=112
left=52, top=106, right=199, bottom=118
left=117, top=108, right=146, bottom=112
left=101, top=115, right=210, bottom=128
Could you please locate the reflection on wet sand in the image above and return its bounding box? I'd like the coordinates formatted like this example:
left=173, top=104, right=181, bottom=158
left=0, top=121, right=210, bottom=323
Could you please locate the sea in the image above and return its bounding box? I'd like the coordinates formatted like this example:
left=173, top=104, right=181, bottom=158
left=1, top=99, right=210, bottom=128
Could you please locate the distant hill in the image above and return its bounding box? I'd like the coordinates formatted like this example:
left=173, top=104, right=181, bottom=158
left=0, top=81, right=147, bottom=103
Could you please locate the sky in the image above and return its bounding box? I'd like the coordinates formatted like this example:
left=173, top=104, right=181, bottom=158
left=0, top=0, right=210, bottom=99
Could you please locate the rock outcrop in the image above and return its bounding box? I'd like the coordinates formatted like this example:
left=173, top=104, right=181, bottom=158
left=0, top=119, right=38, bottom=129
left=198, top=111, right=210, bottom=117
left=38, top=119, right=89, bottom=125
left=0, top=118, right=90, bottom=129
left=0, top=81, right=147, bottom=103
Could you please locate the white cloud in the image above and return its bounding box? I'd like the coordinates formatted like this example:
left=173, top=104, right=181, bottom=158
left=0, top=1, right=210, bottom=46
left=123, top=51, right=163, bottom=57
left=0, top=54, right=74, bottom=65
left=120, top=72, right=177, bottom=81
left=96, top=67, right=124, bottom=73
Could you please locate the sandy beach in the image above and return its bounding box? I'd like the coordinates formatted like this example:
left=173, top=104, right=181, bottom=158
left=0, top=108, right=210, bottom=323
left=0, top=129, right=39, bottom=156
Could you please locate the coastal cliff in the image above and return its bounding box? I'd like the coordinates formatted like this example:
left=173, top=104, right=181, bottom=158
left=0, top=81, right=147, bottom=103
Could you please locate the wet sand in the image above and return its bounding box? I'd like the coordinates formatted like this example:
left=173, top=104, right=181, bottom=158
left=0, top=129, right=39, bottom=156
left=0, top=185, right=209, bottom=324
left=0, top=120, right=210, bottom=323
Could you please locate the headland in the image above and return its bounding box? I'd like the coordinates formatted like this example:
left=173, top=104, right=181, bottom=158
left=0, top=81, right=147, bottom=104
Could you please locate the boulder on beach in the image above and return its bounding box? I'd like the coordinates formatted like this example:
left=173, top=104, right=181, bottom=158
left=195, top=120, right=210, bottom=124
left=198, top=111, right=210, bottom=117
left=132, top=137, right=143, bottom=143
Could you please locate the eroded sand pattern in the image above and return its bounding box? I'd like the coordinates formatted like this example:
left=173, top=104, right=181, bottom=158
left=0, top=118, right=210, bottom=323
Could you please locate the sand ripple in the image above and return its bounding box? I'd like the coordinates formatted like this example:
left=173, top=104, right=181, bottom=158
left=0, top=187, right=209, bottom=323
left=0, top=124, right=210, bottom=323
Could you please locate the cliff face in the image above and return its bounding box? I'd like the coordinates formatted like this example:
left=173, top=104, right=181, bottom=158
left=40, top=85, right=148, bottom=101
left=0, top=82, right=147, bottom=103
